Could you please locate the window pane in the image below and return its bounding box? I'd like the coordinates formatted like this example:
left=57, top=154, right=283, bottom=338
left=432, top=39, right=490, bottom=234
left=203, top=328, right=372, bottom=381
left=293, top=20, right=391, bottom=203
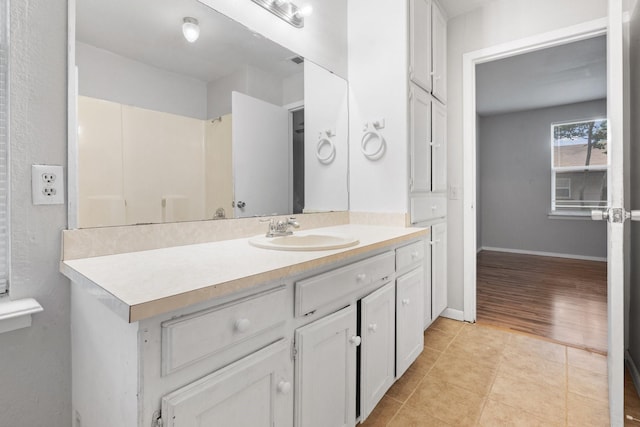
left=553, top=119, right=607, bottom=168
left=554, top=170, right=607, bottom=211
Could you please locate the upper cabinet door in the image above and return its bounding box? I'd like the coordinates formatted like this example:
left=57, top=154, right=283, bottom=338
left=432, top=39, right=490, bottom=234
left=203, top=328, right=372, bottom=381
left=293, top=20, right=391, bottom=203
left=409, top=85, right=432, bottom=193
left=409, top=0, right=433, bottom=92
left=431, top=100, right=447, bottom=193
left=431, top=1, right=447, bottom=103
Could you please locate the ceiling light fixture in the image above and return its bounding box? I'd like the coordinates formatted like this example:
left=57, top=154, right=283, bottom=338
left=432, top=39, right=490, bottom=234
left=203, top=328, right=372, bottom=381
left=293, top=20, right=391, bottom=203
left=250, top=0, right=312, bottom=28
left=182, top=17, right=200, bottom=43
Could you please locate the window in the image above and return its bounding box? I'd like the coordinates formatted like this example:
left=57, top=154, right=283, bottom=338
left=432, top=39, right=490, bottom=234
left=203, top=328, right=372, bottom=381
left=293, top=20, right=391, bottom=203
left=551, top=118, right=608, bottom=215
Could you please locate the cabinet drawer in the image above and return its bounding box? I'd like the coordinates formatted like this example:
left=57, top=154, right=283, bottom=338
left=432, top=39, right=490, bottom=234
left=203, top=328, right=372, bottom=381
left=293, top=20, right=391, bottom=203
left=396, top=240, right=425, bottom=272
left=410, top=193, right=447, bottom=224
left=295, top=252, right=395, bottom=316
left=161, top=286, right=288, bottom=376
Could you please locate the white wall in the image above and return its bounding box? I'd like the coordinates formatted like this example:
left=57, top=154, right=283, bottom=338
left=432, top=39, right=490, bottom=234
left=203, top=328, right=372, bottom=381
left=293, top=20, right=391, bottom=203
left=478, top=100, right=607, bottom=259
left=348, top=0, right=408, bottom=214
left=0, top=0, right=71, bottom=426
left=447, top=0, right=608, bottom=310
left=197, top=0, right=348, bottom=78
left=76, top=42, right=208, bottom=120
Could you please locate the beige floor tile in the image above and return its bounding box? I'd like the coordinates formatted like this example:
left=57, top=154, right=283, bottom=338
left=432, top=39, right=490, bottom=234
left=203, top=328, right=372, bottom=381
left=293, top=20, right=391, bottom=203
left=359, top=395, right=403, bottom=427
left=405, top=376, right=485, bottom=426
left=567, top=347, right=607, bottom=375
left=424, top=327, right=456, bottom=351
left=568, top=364, right=609, bottom=402
left=567, top=392, right=610, bottom=426
left=430, top=317, right=465, bottom=335
left=479, top=399, right=562, bottom=427
left=506, top=333, right=566, bottom=364
left=411, top=347, right=442, bottom=376
left=387, top=404, right=453, bottom=427
left=499, top=349, right=566, bottom=389
left=449, top=324, right=512, bottom=358
left=386, top=364, right=425, bottom=403
left=428, top=350, right=498, bottom=397
left=489, top=370, right=566, bottom=424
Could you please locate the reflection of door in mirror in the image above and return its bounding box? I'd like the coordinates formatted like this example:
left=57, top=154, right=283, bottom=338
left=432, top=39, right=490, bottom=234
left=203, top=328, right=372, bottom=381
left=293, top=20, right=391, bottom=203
left=292, top=109, right=305, bottom=215
left=232, top=92, right=290, bottom=218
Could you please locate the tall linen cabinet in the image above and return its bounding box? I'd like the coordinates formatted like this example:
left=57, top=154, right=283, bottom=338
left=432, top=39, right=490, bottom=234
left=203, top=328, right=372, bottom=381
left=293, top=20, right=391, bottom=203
left=408, top=0, right=448, bottom=328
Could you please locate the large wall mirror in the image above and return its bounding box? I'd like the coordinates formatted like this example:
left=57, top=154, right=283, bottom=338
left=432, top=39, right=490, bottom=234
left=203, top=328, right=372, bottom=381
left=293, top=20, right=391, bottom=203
left=71, top=0, right=349, bottom=228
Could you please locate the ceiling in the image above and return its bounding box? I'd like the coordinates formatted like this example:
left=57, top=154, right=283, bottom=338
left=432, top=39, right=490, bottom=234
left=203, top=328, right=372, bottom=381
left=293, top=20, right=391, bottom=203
left=476, top=36, right=607, bottom=116
left=76, top=0, right=301, bottom=84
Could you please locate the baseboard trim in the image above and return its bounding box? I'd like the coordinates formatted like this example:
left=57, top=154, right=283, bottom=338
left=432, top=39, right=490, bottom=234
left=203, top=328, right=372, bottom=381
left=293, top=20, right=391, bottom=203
left=479, top=246, right=606, bottom=262
left=440, top=308, right=465, bottom=321
left=626, top=351, right=640, bottom=395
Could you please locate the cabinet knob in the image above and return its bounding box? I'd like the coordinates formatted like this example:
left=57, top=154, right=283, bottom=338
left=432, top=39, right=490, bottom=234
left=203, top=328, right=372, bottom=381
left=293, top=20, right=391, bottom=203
left=234, top=318, right=251, bottom=333
left=277, top=380, right=292, bottom=394
left=356, top=273, right=367, bottom=282
left=350, top=335, right=362, bottom=346
left=368, top=323, right=378, bottom=333
left=431, top=205, right=437, bottom=210
left=402, top=298, right=411, bottom=306
left=411, top=251, right=420, bottom=259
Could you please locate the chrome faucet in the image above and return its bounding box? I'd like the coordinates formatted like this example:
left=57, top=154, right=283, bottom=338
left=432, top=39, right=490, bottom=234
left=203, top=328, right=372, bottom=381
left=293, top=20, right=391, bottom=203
left=263, top=217, right=300, bottom=237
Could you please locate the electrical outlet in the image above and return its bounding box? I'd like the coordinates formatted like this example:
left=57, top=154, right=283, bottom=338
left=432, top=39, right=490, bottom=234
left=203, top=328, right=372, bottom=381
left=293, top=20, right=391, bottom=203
left=32, top=164, right=64, bottom=205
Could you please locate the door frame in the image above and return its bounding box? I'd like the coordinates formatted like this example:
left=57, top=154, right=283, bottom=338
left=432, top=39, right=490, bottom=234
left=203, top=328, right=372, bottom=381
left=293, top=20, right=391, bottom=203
left=461, top=17, right=608, bottom=321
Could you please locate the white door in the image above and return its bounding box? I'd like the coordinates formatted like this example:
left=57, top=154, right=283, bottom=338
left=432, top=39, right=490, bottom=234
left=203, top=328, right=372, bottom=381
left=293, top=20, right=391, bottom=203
left=409, top=84, right=432, bottom=193
left=295, top=305, right=357, bottom=427
left=431, top=101, right=447, bottom=193
left=591, top=1, right=627, bottom=424
left=161, top=339, right=293, bottom=427
left=431, top=222, right=447, bottom=319
left=396, top=267, right=425, bottom=378
left=409, top=0, right=432, bottom=92
left=360, top=282, right=395, bottom=421
left=431, top=0, right=447, bottom=103
left=232, top=91, right=290, bottom=217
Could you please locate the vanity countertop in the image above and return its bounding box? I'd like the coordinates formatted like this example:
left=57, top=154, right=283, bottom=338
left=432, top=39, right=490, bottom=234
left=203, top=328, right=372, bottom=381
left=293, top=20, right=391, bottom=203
left=61, top=224, right=428, bottom=323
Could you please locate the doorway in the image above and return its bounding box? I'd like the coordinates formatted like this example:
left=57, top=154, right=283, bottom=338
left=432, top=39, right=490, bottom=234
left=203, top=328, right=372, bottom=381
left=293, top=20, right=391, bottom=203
left=474, top=35, right=608, bottom=353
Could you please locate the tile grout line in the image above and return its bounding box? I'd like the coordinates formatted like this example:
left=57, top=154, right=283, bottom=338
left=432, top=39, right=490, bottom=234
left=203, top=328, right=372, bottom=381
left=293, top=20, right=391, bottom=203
left=384, top=322, right=465, bottom=427
left=475, top=330, right=511, bottom=426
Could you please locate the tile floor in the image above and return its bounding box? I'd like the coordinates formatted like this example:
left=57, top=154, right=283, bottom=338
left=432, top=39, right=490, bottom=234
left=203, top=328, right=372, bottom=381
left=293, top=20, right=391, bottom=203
left=360, top=318, right=640, bottom=426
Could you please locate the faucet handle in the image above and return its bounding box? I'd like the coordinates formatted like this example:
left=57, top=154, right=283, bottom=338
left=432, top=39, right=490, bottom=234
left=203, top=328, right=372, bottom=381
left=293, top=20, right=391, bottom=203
left=288, top=217, right=300, bottom=228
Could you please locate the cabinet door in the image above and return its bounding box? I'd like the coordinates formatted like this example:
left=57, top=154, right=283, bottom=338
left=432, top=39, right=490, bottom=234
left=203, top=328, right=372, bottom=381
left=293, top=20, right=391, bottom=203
left=396, top=268, right=425, bottom=378
left=431, top=222, right=448, bottom=319
left=424, top=237, right=433, bottom=329
left=409, top=85, right=432, bottom=193
left=431, top=1, right=447, bottom=103
left=295, top=305, right=357, bottom=427
left=161, top=339, right=293, bottom=427
left=431, top=100, right=447, bottom=193
left=360, top=282, right=395, bottom=421
left=409, top=0, right=432, bottom=92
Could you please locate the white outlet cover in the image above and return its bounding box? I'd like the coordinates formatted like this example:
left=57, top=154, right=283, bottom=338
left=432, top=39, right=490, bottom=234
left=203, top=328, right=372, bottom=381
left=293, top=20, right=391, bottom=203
left=32, top=164, right=64, bottom=205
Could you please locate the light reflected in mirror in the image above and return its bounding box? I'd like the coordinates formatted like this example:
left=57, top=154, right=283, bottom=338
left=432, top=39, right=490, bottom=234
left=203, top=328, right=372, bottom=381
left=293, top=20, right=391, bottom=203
left=74, top=0, right=348, bottom=228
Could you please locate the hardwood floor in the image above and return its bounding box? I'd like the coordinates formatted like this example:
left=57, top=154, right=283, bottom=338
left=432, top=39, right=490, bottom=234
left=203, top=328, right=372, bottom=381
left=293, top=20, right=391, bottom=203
left=476, top=250, right=607, bottom=354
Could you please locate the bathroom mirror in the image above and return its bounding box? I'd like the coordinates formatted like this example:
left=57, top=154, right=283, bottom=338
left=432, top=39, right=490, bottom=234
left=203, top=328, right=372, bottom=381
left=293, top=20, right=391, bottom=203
left=72, top=0, right=348, bottom=228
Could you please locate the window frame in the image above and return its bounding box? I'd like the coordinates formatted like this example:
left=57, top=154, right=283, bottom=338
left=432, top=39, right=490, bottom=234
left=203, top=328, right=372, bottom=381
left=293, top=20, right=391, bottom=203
left=550, top=117, right=609, bottom=217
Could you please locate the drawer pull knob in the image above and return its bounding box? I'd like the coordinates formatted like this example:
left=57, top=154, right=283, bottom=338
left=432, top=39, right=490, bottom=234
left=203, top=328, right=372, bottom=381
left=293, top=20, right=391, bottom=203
left=234, top=318, right=251, bottom=333
left=277, top=380, right=292, bottom=394
left=411, top=251, right=419, bottom=259
left=356, top=273, right=367, bottom=282
left=431, top=205, right=437, bottom=210
left=350, top=335, right=362, bottom=346
left=402, top=298, right=411, bottom=306
left=368, top=323, right=378, bottom=333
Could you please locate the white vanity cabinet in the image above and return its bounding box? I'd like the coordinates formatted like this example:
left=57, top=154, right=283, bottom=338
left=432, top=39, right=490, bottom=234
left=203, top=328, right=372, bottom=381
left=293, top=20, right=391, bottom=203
left=66, top=228, right=429, bottom=427
left=395, top=241, right=426, bottom=377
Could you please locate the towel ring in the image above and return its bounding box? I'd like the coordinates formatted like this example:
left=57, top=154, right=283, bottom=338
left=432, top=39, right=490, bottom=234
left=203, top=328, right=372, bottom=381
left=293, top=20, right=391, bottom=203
left=361, top=128, right=386, bottom=160
left=316, top=137, right=336, bottom=164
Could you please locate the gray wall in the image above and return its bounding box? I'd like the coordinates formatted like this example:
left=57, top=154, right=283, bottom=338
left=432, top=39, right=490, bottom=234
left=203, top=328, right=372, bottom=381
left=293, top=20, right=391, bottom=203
left=629, top=3, right=640, bottom=375
left=0, top=0, right=71, bottom=426
left=77, top=42, right=208, bottom=120
left=478, top=99, right=607, bottom=258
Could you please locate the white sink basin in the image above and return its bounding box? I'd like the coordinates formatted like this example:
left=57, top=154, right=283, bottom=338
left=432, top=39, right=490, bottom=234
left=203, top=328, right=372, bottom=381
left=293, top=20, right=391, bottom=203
left=249, top=233, right=359, bottom=251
